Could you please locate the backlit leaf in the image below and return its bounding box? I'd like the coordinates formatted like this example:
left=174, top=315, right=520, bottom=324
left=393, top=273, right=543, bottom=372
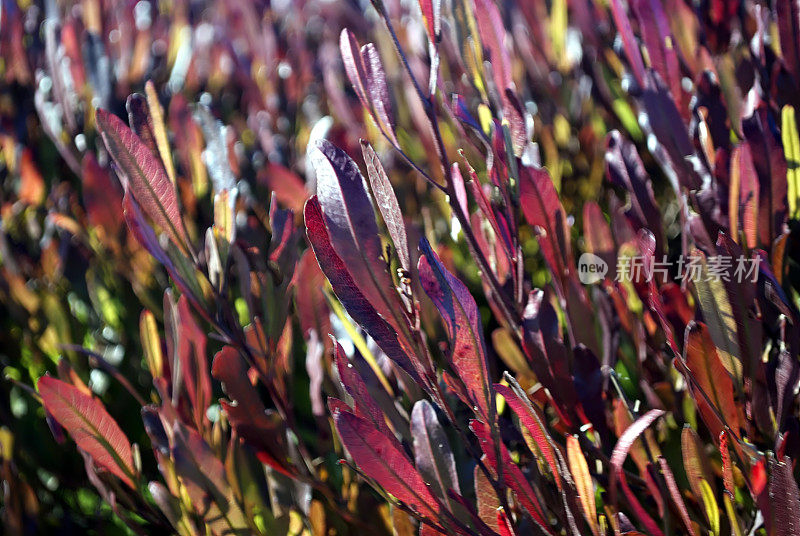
left=419, top=238, right=492, bottom=418
left=38, top=376, right=135, bottom=489
left=96, top=108, right=191, bottom=255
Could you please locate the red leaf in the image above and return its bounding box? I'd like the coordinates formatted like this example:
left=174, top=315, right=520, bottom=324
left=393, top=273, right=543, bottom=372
left=294, top=249, right=331, bottom=342
left=682, top=322, right=739, bottom=437
left=211, top=346, right=293, bottom=477
left=494, top=382, right=561, bottom=490
left=333, top=410, right=442, bottom=522
left=259, top=163, right=308, bottom=213
left=81, top=153, right=123, bottom=236
left=418, top=0, right=441, bottom=44
left=37, top=376, right=135, bottom=489
left=519, top=165, right=572, bottom=289
left=609, top=0, right=647, bottom=88
left=96, top=109, right=191, bottom=255
left=610, top=409, right=665, bottom=536
left=473, top=0, right=512, bottom=92
left=657, top=457, right=696, bottom=536
left=470, top=420, right=550, bottom=532
left=751, top=458, right=767, bottom=496
left=583, top=201, right=615, bottom=269
left=334, top=341, right=396, bottom=442
left=176, top=295, right=212, bottom=431
left=419, top=239, right=493, bottom=419
left=497, top=508, right=516, bottom=536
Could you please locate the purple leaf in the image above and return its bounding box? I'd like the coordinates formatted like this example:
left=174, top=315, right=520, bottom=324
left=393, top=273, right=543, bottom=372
left=361, top=43, right=396, bottom=142
left=410, top=400, right=460, bottom=506
left=304, top=197, right=427, bottom=387
left=311, top=140, right=405, bottom=330
left=605, top=131, right=659, bottom=244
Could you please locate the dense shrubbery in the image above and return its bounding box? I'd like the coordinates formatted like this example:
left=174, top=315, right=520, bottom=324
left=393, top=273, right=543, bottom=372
left=3, top=0, right=800, bottom=534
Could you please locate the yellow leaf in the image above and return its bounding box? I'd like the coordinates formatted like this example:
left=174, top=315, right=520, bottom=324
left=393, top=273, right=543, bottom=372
left=567, top=435, right=599, bottom=536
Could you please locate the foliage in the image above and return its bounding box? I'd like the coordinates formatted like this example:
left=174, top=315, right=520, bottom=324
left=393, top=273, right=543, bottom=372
left=3, top=0, right=800, bottom=535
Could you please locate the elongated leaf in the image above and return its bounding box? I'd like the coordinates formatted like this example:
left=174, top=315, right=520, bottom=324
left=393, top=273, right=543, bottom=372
left=333, top=410, right=442, bottom=522
left=38, top=376, right=135, bottom=488
left=411, top=400, right=460, bottom=507
left=519, top=164, right=571, bottom=288
left=742, top=99, right=788, bottom=247
left=171, top=421, right=250, bottom=535
left=81, top=153, right=123, bottom=236
left=211, top=346, right=292, bottom=477
left=764, top=456, right=800, bottom=536
left=567, top=435, right=598, bottom=536
left=361, top=44, right=395, bottom=139
left=304, top=197, right=425, bottom=386
left=732, top=142, right=759, bottom=249
left=681, top=426, right=717, bottom=519
left=419, top=238, right=492, bottom=418
left=475, top=462, right=501, bottom=532
left=294, top=249, right=331, bottom=342
left=632, top=0, right=681, bottom=110
left=419, top=0, right=441, bottom=44
left=658, top=456, right=696, bottom=536
left=777, top=0, right=800, bottom=82
left=176, top=295, right=212, bottom=431
left=610, top=409, right=665, bottom=536
left=605, top=131, right=662, bottom=248
left=334, top=341, right=396, bottom=442
left=96, top=109, right=191, bottom=255
left=473, top=0, right=512, bottom=92
left=494, top=382, right=561, bottom=489
left=340, top=29, right=369, bottom=111
left=691, top=249, right=742, bottom=382
left=126, top=93, right=158, bottom=157
left=682, top=322, right=739, bottom=437
left=782, top=105, right=800, bottom=218
left=361, top=141, right=410, bottom=271
left=311, top=140, right=404, bottom=329
left=583, top=201, right=614, bottom=268
left=470, top=419, right=550, bottom=531
left=339, top=30, right=397, bottom=143
left=609, top=0, right=646, bottom=88
left=144, top=80, right=176, bottom=185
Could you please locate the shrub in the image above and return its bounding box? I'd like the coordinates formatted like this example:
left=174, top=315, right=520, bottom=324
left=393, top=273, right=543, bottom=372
left=3, top=0, right=800, bottom=535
